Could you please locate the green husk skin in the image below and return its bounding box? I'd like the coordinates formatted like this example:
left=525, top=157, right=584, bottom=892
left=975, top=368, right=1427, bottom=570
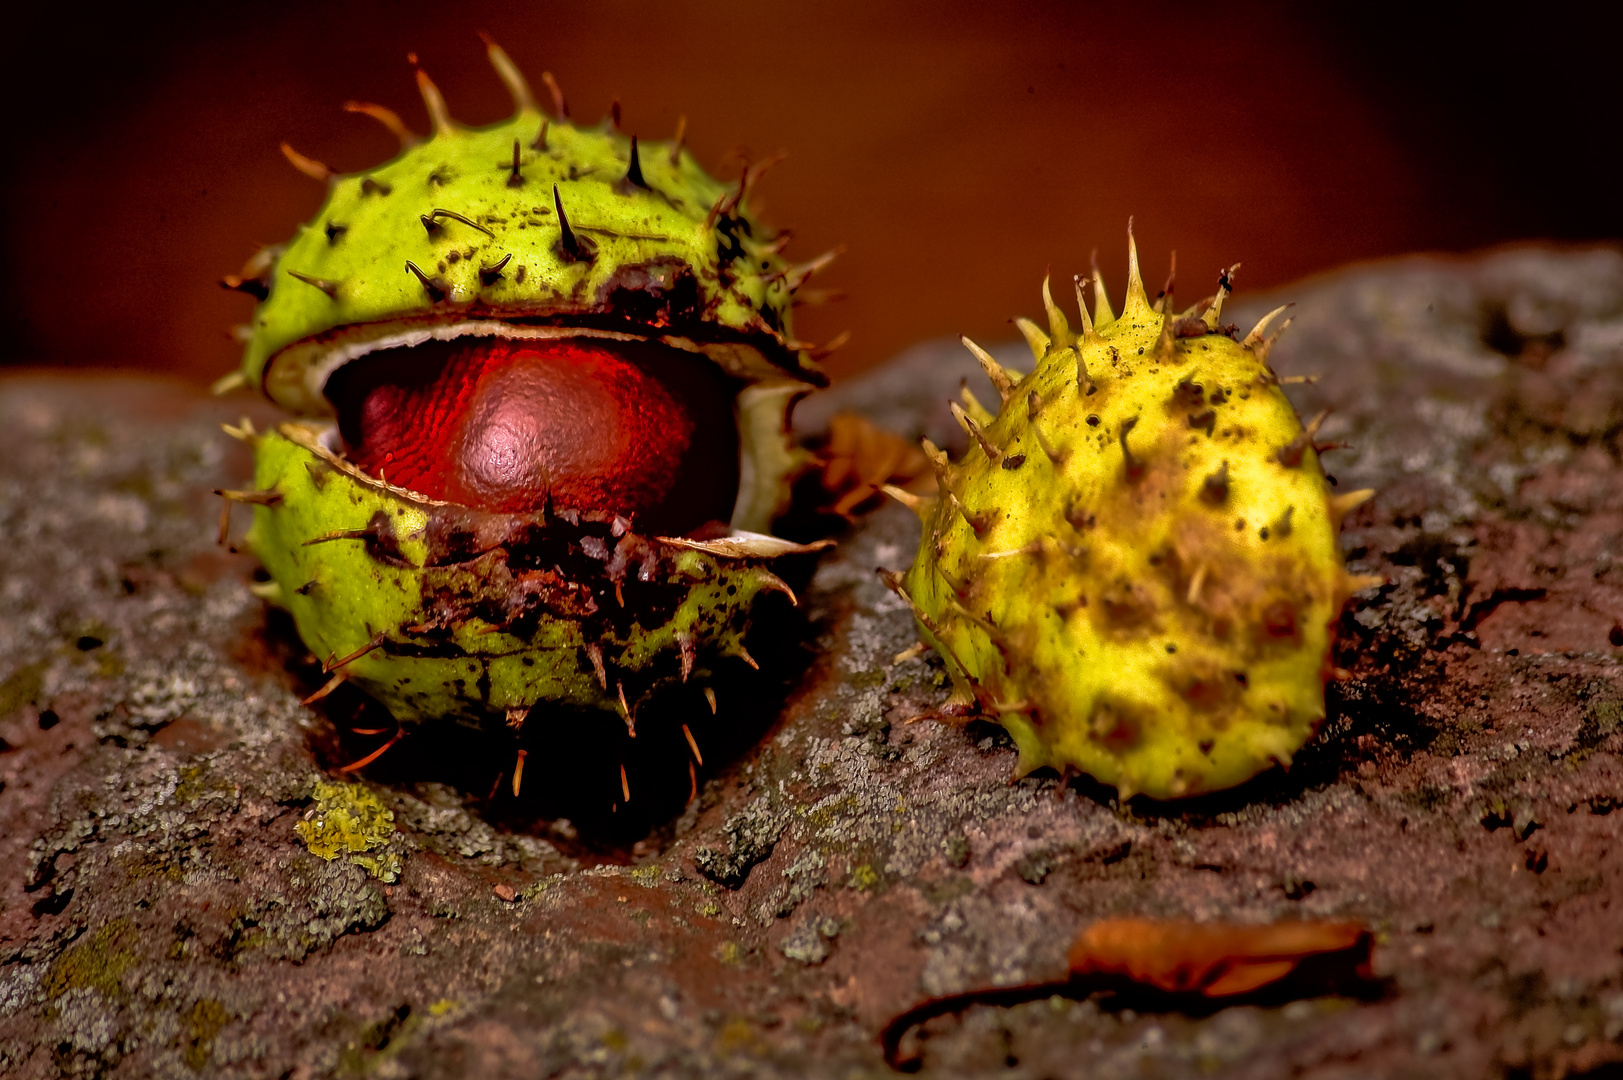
left=247, top=109, right=818, bottom=416
left=248, top=423, right=783, bottom=725
left=899, top=254, right=1371, bottom=801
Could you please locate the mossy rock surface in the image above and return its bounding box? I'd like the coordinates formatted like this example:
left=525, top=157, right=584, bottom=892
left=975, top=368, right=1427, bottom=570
left=4, top=250, right=1623, bottom=1078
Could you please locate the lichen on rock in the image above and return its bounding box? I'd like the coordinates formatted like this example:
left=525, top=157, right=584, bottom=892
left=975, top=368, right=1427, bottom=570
left=294, top=778, right=402, bottom=882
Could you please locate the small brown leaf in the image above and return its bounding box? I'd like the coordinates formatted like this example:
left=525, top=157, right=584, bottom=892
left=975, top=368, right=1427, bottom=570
left=882, top=916, right=1376, bottom=1071
left=817, top=412, right=934, bottom=521
left=1066, top=917, right=1373, bottom=996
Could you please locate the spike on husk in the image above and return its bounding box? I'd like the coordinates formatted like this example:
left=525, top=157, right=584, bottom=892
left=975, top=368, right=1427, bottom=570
left=1041, top=274, right=1072, bottom=348
left=962, top=336, right=1015, bottom=403
left=413, top=65, right=455, bottom=136
left=1014, top=318, right=1050, bottom=362
left=1202, top=263, right=1241, bottom=330
left=480, top=33, right=538, bottom=114
left=1090, top=250, right=1116, bottom=327
left=280, top=143, right=333, bottom=183
left=1244, top=304, right=1292, bottom=348
left=1122, top=219, right=1151, bottom=315
left=344, top=101, right=418, bottom=147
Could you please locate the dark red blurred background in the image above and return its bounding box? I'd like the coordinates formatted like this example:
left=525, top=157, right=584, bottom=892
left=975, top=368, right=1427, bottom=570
left=2, top=1, right=1616, bottom=386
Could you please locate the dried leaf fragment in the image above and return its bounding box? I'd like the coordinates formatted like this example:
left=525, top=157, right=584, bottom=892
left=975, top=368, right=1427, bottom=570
left=881, top=916, right=1375, bottom=1071
left=1067, top=917, right=1374, bottom=997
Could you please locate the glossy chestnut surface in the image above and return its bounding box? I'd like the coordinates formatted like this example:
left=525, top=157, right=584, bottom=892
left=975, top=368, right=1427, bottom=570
left=327, top=337, right=740, bottom=536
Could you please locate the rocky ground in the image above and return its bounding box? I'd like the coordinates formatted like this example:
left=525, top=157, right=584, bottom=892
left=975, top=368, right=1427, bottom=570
left=2, top=247, right=1622, bottom=1078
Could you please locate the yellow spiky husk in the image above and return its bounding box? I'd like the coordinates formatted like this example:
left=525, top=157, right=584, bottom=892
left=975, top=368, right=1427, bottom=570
left=897, top=242, right=1372, bottom=800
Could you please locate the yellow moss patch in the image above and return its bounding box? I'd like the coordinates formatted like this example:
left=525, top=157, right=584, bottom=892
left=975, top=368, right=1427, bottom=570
left=182, top=998, right=232, bottom=1070
left=45, top=919, right=138, bottom=999
left=847, top=863, right=881, bottom=891
left=294, top=779, right=401, bottom=882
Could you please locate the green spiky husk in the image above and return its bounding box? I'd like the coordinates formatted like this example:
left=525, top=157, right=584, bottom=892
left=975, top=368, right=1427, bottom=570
left=902, top=275, right=1364, bottom=800
left=222, top=50, right=839, bottom=731
left=247, top=422, right=787, bottom=724
left=245, top=111, right=818, bottom=416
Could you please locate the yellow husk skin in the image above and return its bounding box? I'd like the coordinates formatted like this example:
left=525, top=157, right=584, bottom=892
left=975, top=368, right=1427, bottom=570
left=901, top=256, right=1365, bottom=800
